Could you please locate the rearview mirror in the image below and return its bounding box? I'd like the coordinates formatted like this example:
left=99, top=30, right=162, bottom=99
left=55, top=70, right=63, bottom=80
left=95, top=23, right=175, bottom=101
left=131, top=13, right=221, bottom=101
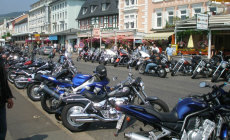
left=199, top=82, right=207, bottom=88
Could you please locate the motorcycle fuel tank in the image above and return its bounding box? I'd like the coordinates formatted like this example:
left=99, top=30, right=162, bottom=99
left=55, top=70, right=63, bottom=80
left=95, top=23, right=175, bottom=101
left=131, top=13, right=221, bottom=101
left=72, top=74, right=92, bottom=86
left=176, top=97, right=207, bottom=120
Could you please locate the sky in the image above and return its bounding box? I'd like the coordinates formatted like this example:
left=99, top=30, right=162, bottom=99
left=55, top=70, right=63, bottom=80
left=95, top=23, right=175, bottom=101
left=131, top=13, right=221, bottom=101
left=0, top=0, right=38, bottom=14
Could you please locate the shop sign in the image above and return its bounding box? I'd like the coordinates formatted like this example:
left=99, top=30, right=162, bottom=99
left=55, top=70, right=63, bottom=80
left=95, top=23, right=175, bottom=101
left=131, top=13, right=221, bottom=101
left=79, top=42, right=85, bottom=48
left=171, top=44, right=178, bottom=56
left=197, top=14, right=209, bottom=30
left=49, top=35, right=58, bottom=41
left=93, top=28, right=100, bottom=38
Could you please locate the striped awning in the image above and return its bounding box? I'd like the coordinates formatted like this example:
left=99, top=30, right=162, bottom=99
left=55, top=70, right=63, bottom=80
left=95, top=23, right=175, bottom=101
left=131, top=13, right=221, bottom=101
left=144, top=32, right=174, bottom=40
left=211, top=0, right=230, bottom=2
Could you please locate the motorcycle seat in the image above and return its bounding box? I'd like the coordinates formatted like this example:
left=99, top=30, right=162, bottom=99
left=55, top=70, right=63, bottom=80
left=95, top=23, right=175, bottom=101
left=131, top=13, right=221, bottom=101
left=59, top=79, right=73, bottom=84
left=83, top=90, right=106, bottom=102
left=144, top=106, right=178, bottom=123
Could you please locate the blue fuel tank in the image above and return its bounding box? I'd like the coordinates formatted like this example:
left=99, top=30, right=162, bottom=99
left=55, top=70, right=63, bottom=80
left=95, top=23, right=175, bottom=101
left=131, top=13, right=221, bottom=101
left=72, top=74, right=92, bottom=86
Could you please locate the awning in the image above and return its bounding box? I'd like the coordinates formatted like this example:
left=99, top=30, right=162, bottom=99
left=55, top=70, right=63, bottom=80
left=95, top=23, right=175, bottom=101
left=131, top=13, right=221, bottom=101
left=144, top=32, right=174, bottom=40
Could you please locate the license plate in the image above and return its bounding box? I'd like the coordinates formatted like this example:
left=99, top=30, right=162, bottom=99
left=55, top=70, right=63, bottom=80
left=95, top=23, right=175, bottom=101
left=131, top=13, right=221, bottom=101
left=197, top=67, right=201, bottom=72
left=165, top=68, right=170, bottom=73
left=116, top=114, right=125, bottom=129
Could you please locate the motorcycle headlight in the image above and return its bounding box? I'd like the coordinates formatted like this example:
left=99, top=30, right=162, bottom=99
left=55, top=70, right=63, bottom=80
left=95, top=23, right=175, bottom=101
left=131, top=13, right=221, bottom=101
left=140, top=81, right=144, bottom=90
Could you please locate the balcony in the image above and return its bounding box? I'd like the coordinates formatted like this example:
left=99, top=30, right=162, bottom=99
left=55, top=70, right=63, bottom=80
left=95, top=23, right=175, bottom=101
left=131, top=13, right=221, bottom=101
left=124, top=5, right=138, bottom=12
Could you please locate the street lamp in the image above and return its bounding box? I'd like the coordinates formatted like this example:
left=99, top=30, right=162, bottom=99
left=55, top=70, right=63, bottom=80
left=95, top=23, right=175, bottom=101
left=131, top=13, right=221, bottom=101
left=89, top=25, right=94, bottom=50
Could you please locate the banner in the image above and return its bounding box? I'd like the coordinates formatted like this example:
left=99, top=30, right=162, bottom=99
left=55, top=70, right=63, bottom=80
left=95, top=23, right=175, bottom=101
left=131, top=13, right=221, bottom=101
left=197, top=14, right=209, bottom=30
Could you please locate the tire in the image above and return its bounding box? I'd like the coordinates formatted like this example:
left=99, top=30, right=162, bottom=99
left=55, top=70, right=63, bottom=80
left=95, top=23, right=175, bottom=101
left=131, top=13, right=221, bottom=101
left=7, top=70, right=15, bottom=83
left=158, top=68, right=167, bottom=78
left=114, top=63, right=118, bottom=67
left=27, top=83, right=42, bottom=101
left=91, top=60, right=94, bottom=63
left=135, top=65, right=139, bottom=71
left=55, top=113, right=62, bottom=121
left=149, top=99, right=169, bottom=112
left=211, top=71, right=221, bottom=82
left=41, top=93, right=62, bottom=114
left=171, top=70, right=176, bottom=76
left=103, top=61, right=107, bottom=65
left=61, top=103, right=90, bottom=132
left=138, top=64, right=145, bottom=74
left=191, top=71, right=198, bottom=79
left=14, top=75, right=27, bottom=89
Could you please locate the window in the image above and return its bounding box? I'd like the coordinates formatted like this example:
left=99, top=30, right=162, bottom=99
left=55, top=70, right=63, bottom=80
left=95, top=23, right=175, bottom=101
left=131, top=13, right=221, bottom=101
left=95, top=17, right=99, bottom=28
left=60, top=13, right=62, bottom=19
left=100, top=17, right=103, bottom=27
left=194, top=8, right=201, bottom=14
left=104, top=16, right=108, bottom=28
left=65, top=2, right=67, bottom=7
left=83, top=7, right=87, bottom=15
left=91, top=5, right=97, bottom=13
left=91, top=17, right=95, bottom=25
left=113, top=15, right=118, bottom=28
left=181, top=10, right=187, bottom=20
left=65, top=11, right=67, bottom=19
left=116, top=1, right=118, bottom=9
left=125, top=0, right=129, bottom=6
left=168, top=11, right=174, bottom=25
left=63, top=12, right=64, bottom=19
left=131, top=0, right=135, bottom=5
left=53, top=15, right=54, bottom=21
left=210, top=7, right=217, bottom=12
left=65, top=23, right=67, bottom=30
left=125, top=22, right=129, bottom=29
left=109, top=16, right=113, bottom=27
left=157, top=13, right=162, bottom=27
left=102, top=3, right=110, bottom=11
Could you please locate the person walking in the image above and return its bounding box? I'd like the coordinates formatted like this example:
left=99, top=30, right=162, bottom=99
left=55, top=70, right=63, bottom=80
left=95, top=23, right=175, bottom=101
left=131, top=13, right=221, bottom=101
left=65, top=40, right=73, bottom=59
left=0, top=47, right=14, bottom=140
left=165, top=44, right=174, bottom=61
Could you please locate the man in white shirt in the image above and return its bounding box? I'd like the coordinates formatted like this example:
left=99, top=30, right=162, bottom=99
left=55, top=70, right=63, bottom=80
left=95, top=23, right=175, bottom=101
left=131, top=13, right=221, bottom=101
left=152, top=43, right=159, bottom=54
left=65, top=40, right=73, bottom=58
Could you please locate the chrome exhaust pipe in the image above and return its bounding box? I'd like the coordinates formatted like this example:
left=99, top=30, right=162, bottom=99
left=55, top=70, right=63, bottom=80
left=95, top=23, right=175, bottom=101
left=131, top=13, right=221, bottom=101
left=124, top=133, right=150, bottom=140
left=40, top=85, right=61, bottom=100
left=70, top=113, right=120, bottom=122
left=14, top=80, right=29, bottom=83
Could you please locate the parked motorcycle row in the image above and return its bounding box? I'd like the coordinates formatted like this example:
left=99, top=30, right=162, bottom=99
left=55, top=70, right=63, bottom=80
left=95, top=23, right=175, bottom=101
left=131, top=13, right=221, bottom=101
left=3, top=47, right=230, bottom=140
left=78, top=48, right=230, bottom=82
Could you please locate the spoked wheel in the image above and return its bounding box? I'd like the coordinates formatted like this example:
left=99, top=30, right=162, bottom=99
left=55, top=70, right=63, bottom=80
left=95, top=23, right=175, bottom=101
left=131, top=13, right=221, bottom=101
left=61, top=103, right=90, bottom=132
left=14, top=75, right=28, bottom=89
left=41, top=93, right=62, bottom=114
left=138, top=64, right=145, bottom=74
left=27, top=83, right=42, bottom=101
left=149, top=99, right=169, bottom=112
left=7, top=70, right=15, bottom=83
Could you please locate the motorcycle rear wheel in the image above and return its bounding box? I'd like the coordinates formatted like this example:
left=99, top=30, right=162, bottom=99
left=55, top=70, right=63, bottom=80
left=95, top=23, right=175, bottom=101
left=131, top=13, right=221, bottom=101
left=61, top=103, right=90, bottom=132
left=171, top=70, right=176, bottom=76
left=41, top=93, right=62, bottom=114
left=149, top=99, right=169, bottom=112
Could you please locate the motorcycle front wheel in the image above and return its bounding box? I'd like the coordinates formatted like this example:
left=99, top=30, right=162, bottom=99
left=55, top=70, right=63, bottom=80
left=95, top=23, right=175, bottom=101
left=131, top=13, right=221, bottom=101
left=211, top=70, right=221, bottom=82
left=14, top=75, right=28, bottom=89
left=61, top=103, right=90, bottom=132
left=138, top=64, right=145, bottom=74
left=41, top=93, right=62, bottom=114
left=149, top=99, right=169, bottom=112
left=27, top=83, right=42, bottom=101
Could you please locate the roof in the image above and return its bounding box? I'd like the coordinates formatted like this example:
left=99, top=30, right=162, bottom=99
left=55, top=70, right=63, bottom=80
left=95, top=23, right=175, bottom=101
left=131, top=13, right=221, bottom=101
left=14, top=18, right=28, bottom=25
left=77, top=0, right=118, bottom=20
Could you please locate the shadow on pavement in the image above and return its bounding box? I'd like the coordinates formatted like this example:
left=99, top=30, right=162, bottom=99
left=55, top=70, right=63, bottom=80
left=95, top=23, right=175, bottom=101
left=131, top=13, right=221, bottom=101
left=17, top=134, right=48, bottom=140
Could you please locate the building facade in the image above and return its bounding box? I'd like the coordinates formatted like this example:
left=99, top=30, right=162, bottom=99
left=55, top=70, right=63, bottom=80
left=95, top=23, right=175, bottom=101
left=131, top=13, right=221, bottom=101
left=28, top=0, right=54, bottom=34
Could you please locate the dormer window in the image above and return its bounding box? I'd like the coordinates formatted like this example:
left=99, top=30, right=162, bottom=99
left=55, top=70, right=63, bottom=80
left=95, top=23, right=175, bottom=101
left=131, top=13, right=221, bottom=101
left=102, top=3, right=110, bottom=11
left=125, top=0, right=129, bottom=6
left=82, top=7, right=87, bottom=15
left=91, top=5, right=97, bottom=13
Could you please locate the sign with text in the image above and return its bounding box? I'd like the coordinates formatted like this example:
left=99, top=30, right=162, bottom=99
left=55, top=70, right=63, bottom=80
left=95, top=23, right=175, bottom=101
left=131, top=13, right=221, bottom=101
left=197, top=14, right=209, bottom=30
left=93, top=28, right=100, bottom=38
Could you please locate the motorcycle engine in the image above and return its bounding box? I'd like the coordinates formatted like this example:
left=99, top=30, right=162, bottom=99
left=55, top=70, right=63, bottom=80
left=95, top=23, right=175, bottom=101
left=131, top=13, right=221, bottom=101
left=184, top=117, right=216, bottom=140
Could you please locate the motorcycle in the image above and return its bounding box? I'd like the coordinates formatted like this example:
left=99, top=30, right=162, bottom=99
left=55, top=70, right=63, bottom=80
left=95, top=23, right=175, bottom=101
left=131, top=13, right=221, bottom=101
left=99, top=49, right=117, bottom=65
left=47, top=68, right=169, bottom=132
left=115, top=82, right=230, bottom=140
left=114, top=50, right=129, bottom=67
left=171, top=54, right=193, bottom=76
left=135, top=51, right=150, bottom=70
left=211, top=52, right=230, bottom=82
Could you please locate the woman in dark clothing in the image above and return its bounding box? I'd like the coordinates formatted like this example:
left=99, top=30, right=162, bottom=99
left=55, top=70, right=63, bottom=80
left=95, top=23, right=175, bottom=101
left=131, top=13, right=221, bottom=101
left=0, top=49, right=14, bottom=140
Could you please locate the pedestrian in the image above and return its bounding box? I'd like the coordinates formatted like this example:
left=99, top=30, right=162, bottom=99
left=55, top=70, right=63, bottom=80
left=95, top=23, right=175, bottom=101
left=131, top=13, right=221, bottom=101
left=113, top=43, right=118, bottom=52
left=65, top=40, right=73, bottom=59
left=0, top=47, right=14, bottom=140
left=152, top=43, right=160, bottom=54
left=165, top=44, right=174, bottom=61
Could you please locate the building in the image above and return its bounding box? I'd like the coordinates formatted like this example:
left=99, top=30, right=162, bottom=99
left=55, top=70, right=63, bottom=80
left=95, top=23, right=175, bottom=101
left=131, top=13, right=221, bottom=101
left=50, top=0, right=86, bottom=45
left=28, top=0, right=54, bottom=34
left=12, top=14, right=29, bottom=46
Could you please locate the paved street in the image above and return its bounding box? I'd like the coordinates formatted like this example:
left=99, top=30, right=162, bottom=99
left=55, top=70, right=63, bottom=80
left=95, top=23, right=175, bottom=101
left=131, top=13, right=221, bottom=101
left=5, top=54, right=230, bottom=140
